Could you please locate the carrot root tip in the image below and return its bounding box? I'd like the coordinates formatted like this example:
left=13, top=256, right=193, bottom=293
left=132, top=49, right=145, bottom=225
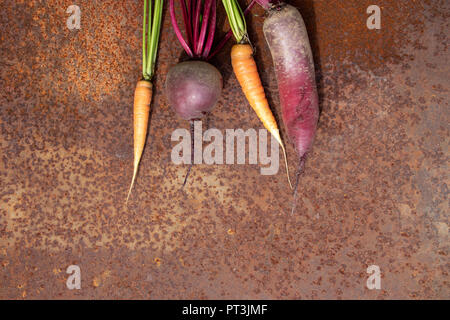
left=126, top=165, right=139, bottom=205
left=281, top=143, right=293, bottom=190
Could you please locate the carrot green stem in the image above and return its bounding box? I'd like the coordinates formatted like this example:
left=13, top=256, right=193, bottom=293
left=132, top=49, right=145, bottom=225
left=207, top=0, right=256, bottom=59
left=142, top=0, right=148, bottom=77
left=147, top=0, right=153, bottom=68
left=143, top=0, right=164, bottom=80
left=147, top=0, right=164, bottom=77
left=222, top=0, right=247, bottom=43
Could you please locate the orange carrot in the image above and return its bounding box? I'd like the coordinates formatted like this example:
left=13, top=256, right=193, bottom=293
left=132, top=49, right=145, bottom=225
left=126, top=0, right=163, bottom=203
left=231, top=43, right=292, bottom=188
left=126, top=80, right=153, bottom=203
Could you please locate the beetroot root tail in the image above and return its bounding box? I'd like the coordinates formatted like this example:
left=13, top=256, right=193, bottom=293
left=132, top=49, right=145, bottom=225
left=181, top=121, right=195, bottom=189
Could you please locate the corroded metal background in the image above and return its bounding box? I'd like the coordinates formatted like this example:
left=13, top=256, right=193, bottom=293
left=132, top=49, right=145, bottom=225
left=0, top=0, right=448, bottom=299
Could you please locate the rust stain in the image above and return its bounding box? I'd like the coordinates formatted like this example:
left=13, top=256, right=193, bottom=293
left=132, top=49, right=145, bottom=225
left=0, top=0, right=448, bottom=299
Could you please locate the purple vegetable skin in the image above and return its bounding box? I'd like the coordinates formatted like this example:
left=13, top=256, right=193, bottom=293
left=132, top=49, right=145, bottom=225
left=263, top=4, right=319, bottom=158
left=167, top=0, right=225, bottom=186
left=166, top=60, right=222, bottom=121
left=260, top=2, right=319, bottom=213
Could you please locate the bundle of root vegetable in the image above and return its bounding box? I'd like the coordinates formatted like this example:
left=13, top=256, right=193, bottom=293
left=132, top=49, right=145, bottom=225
left=126, top=0, right=319, bottom=213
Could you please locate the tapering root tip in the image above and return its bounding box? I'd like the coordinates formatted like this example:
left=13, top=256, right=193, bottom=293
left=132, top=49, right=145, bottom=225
left=290, top=155, right=307, bottom=215
left=126, top=165, right=139, bottom=205
left=281, top=143, right=293, bottom=190
left=181, top=163, right=193, bottom=189
left=181, top=120, right=195, bottom=190
left=272, top=130, right=293, bottom=190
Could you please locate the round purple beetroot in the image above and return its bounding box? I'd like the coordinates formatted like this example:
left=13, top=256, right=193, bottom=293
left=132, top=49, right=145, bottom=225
left=165, top=60, right=223, bottom=121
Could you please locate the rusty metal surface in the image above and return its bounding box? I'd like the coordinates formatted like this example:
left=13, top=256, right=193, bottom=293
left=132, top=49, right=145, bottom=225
left=0, top=0, right=448, bottom=299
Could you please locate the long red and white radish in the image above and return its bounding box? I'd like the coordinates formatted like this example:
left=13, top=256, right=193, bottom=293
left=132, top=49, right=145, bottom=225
left=257, top=1, right=320, bottom=213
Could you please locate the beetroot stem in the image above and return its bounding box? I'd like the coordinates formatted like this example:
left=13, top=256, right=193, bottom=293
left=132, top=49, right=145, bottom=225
left=192, top=0, right=202, bottom=52
left=186, top=0, right=191, bottom=16
left=180, top=0, right=193, bottom=47
left=170, top=0, right=194, bottom=57
left=202, top=0, right=216, bottom=58
left=254, top=0, right=272, bottom=10
left=196, top=0, right=213, bottom=55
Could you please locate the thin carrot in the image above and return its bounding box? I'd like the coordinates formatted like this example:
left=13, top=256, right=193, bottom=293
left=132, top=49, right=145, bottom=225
left=224, top=0, right=292, bottom=189
left=126, top=0, right=164, bottom=204
left=126, top=80, right=153, bottom=203
left=231, top=44, right=291, bottom=188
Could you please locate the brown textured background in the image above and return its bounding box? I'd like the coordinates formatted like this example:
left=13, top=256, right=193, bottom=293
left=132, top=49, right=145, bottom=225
left=0, top=0, right=448, bottom=299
